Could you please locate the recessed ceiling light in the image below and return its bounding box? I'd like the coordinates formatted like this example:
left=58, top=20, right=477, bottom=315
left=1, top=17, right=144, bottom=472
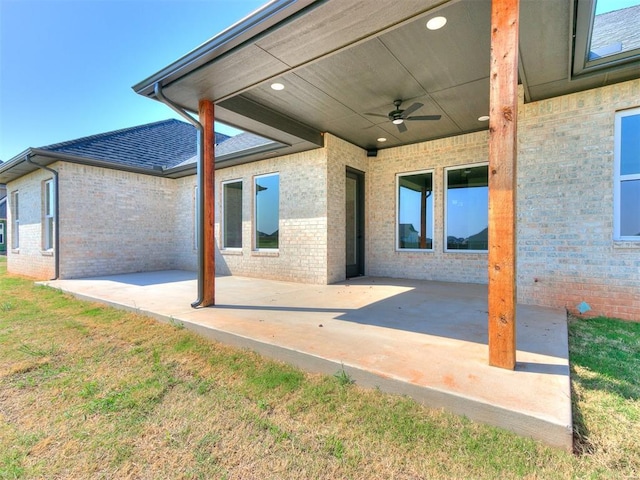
left=478, top=115, right=490, bottom=121
left=426, top=16, right=447, bottom=30
left=377, top=137, right=387, bottom=142
left=270, top=82, right=285, bottom=91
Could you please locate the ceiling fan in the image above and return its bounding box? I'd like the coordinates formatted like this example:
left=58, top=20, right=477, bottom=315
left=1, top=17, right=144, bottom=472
left=365, top=99, right=441, bottom=133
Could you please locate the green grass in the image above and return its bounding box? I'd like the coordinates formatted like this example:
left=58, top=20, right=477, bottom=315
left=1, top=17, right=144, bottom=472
left=0, top=255, right=639, bottom=479
left=569, top=315, right=640, bottom=472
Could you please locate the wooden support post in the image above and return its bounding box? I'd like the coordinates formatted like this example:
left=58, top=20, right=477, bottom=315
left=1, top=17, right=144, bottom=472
left=488, top=0, right=519, bottom=369
left=199, top=99, right=216, bottom=306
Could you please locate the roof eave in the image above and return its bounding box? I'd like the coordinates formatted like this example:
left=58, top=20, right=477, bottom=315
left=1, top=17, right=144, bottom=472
left=0, top=148, right=37, bottom=184
left=0, top=149, right=167, bottom=184
left=132, top=0, right=322, bottom=99
left=31, top=149, right=167, bottom=177
left=163, top=140, right=291, bottom=178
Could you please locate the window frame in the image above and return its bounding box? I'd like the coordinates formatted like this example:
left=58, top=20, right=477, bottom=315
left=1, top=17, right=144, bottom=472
left=395, top=169, right=435, bottom=252
left=613, top=107, right=640, bottom=242
left=193, top=185, right=199, bottom=251
left=0, top=221, right=5, bottom=246
left=11, top=190, right=19, bottom=250
left=254, top=172, right=280, bottom=251
left=573, top=0, right=640, bottom=77
left=444, top=163, right=489, bottom=254
left=43, top=179, right=55, bottom=251
left=221, top=179, right=243, bottom=250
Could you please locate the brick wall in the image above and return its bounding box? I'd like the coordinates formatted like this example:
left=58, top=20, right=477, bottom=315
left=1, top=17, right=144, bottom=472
left=173, top=176, right=198, bottom=271
left=6, top=168, right=56, bottom=279
left=326, top=134, right=369, bottom=283
left=56, top=163, right=177, bottom=278
left=517, top=79, right=640, bottom=320
left=364, top=79, right=639, bottom=320
left=5, top=80, right=638, bottom=319
left=212, top=146, right=330, bottom=283
left=368, top=132, right=490, bottom=284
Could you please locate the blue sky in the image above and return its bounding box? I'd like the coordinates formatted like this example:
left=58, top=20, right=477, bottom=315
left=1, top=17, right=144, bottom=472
left=1, top=0, right=637, bottom=162
left=0, top=0, right=265, bottom=161
left=596, top=0, right=640, bottom=14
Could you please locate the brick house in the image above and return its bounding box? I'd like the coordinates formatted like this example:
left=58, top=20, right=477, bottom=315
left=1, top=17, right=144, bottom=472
left=0, top=119, right=242, bottom=278
left=134, top=0, right=638, bottom=321
left=2, top=0, right=639, bottom=321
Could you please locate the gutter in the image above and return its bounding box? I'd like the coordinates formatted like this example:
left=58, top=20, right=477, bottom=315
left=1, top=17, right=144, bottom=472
left=25, top=156, right=60, bottom=280
left=29, top=149, right=167, bottom=177
left=154, top=83, right=205, bottom=309
left=0, top=148, right=167, bottom=185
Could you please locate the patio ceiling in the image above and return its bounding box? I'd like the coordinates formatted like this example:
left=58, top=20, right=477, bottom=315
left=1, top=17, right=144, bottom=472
left=134, top=0, right=640, bottom=156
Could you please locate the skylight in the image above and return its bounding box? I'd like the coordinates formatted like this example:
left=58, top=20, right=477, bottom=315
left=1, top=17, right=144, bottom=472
left=573, top=0, right=640, bottom=76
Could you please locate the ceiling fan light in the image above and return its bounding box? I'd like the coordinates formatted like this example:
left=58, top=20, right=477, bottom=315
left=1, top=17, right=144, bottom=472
left=392, top=118, right=404, bottom=125
left=426, top=16, right=447, bottom=30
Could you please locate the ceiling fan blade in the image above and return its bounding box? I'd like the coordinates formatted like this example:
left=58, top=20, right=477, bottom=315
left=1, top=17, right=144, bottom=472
left=396, top=122, right=408, bottom=133
left=364, top=113, right=389, bottom=119
left=406, top=115, right=442, bottom=121
left=400, top=102, right=423, bottom=118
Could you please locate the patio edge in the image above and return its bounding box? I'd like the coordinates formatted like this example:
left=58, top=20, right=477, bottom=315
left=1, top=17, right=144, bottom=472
left=44, top=283, right=573, bottom=451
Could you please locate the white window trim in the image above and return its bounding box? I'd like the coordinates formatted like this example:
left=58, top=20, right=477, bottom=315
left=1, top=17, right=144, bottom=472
left=444, top=162, right=489, bottom=254
left=11, top=190, right=19, bottom=250
left=254, top=172, right=279, bottom=251
left=43, top=179, right=55, bottom=251
left=395, top=169, right=435, bottom=252
left=221, top=179, right=243, bottom=250
left=0, top=222, right=5, bottom=246
left=614, top=107, right=640, bottom=242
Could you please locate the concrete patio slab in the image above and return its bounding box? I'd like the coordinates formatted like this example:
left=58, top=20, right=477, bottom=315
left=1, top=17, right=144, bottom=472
left=43, top=271, right=573, bottom=450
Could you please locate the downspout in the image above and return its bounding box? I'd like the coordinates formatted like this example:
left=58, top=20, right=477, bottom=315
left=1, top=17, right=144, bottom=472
left=154, top=82, right=205, bottom=308
left=25, top=156, right=59, bottom=280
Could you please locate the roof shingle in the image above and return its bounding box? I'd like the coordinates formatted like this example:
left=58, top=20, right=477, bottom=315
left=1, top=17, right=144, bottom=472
left=41, top=119, right=230, bottom=170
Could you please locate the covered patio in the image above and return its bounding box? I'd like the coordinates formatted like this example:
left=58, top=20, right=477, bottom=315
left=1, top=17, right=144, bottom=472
left=44, top=271, right=573, bottom=450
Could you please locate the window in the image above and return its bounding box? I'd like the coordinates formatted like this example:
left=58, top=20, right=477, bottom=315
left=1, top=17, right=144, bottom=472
left=397, top=171, right=434, bottom=250
left=0, top=222, right=4, bottom=246
left=254, top=173, right=279, bottom=249
left=614, top=108, right=640, bottom=241
left=222, top=180, right=243, bottom=248
left=193, top=186, right=198, bottom=250
left=11, top=191, right=19, bottom=249
left=573, top=0, right=640, bottom=77
left=445, top=164, right=488, bottom=252
left=43, top=179, right=55, bottom=250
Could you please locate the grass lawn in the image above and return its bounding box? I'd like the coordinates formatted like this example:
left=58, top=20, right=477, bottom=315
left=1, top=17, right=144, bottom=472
left=1, top=256, right=638, bottom=479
